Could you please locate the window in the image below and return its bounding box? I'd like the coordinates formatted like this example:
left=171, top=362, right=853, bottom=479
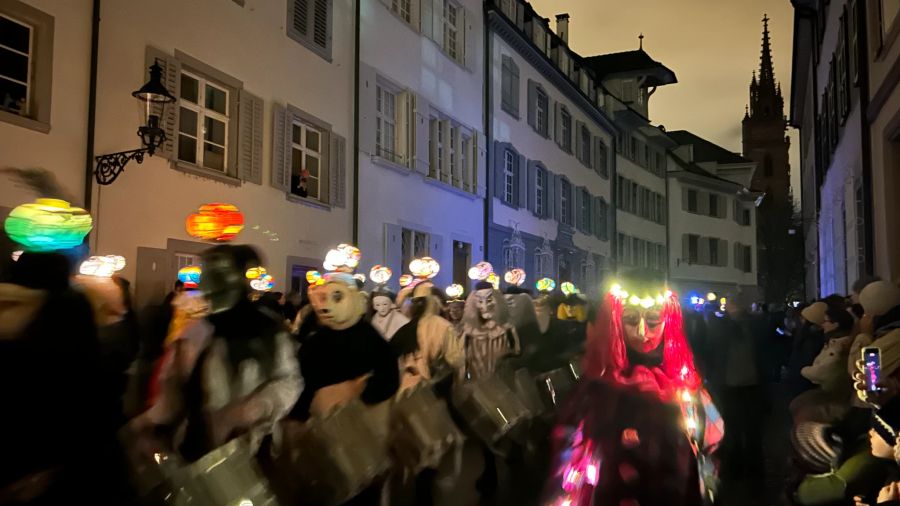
left=688, top=234, right=699, bottom=264
left=287, top=0, right=332, bottom=60
left=560, top=108, right=572, bottom=152
left=178, top=72, right=229, bottom=172
left=616, top=175, right=624, bottom=209
left=741, top=245, right=753, bottom=273
left=630, top=183, right=638, bottom=214
left=535, top=168, right=545, bottom=216
left=0, top=3, right=52, bottom=132
left=499, top=0, right=517, bottom=21
left=288, top=119, right=324, bottom=199
left=401, top=228, right=430, bottom=272
left=597, top=199, right=608, bottom=240
left=560, top=179, right=572, bottom=226
left=453, top=240, right=472, bottom=288
left=442, top=0, right=463, bottom=64
left=535, top=87, right=548, bottom=136
left=709, top=193, right=719, bottom=218
left=581, top=188, right=591, bottom=232
left=742, top=208, right=751, bottom=226
left=391, top=0, right=412, bottom=24
left=503, top=149, right=515, bottom=204
left=687, top=189, right=698, bottom=213
left=597, top=140, right=609, bottom=178
left=501, top=55, right=519, bottom=117
left=430, top=114, right=476, bottom=192
left=460, top=135, right=471, bottom=191
left=375, top=85, right=399, bottom=163
left=709, top=238, right=719, bottom=266
left=579, top=125, right=591, bottom=165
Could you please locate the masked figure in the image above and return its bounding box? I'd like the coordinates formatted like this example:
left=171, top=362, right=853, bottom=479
left=460, top=281, right=520, bottom=381
left=370, top=289, right=409, bottom=341
left=542, top=276, right=722, bottom=506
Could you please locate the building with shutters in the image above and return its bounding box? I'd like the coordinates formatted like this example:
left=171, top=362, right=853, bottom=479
left=584, top=44, right=678, bottom=279
left=665, top=130, right=760, bottom=301
left=357, top=0, right=487, bottom=290
left=485, top=2, right=615, bottom=296
left=0, top=0, right=356, bottom=308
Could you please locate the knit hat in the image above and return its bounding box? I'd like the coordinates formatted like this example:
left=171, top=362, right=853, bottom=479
left=791, top=421, right=842, bottom=473
left=874, top=399, right=900, bottom=445
left=860, top=281, right=900, bottom=317
left=801, top=301, right=828, bottom=326
left=872, top=413, right=896, bottom=450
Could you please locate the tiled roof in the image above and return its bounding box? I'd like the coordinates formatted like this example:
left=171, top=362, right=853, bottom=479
left=666, top=130, right=752, bottom=164
left=584, top=49, right=677, bottom=86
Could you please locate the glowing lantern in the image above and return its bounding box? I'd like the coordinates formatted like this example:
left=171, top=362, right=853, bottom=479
left=609, top=282, right=629, bottom=299
left=79, top=255, right=126, bottom=278
left=306, top=270, right=323, bottom=285
left=410, top=257, right=440, bottom=279
left=353, top=273, right=367, bottom=284
left=467, top=261, right=493, bottom=281
left=178, top=265, right=201, bottom=289
left=398, top=274, right=414, bottom=287
left=504, top=268, right=526, bottom=286
left=337, top=244, right=361, bottom=269
left=445, top=284, right=464, bottom=299
left=706, top=292, right=717, bottom=302
left=561, top=282, right=577, bottom=296
left=185, top=203, right=244, bottom=241
left=536, top=277, right=556, bottom=293
left=245, top=266, right=267, bottom=279
left=251, top=273, right=274, bottom=291
left=369, top=265, right=392, bottom=285
left=4, top=198, right=93, bottom=252
left=485, top=272, right=500, bottom=290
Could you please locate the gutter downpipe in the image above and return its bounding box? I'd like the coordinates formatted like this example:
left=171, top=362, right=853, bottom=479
left=483, top=5, right=491, bottom=261
left=856, top=0, right=875, bottom=275
left=352, top=0, right=361, bottom=244
left=84, top=0, right=100, bottom=213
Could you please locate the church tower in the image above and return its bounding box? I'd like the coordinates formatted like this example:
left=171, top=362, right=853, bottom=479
left=742, top=15, right=796, bottom=302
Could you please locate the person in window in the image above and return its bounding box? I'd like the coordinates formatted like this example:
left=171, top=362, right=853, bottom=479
left=542, top=273, right=722, bottom=506
left=293, top=169, right=309, bottom=198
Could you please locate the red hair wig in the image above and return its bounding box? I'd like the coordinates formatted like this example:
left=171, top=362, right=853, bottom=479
left=582, top=290, right=700, bottom=399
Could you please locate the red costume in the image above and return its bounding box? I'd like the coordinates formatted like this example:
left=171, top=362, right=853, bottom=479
left=542, top=287, right=723, bottom=506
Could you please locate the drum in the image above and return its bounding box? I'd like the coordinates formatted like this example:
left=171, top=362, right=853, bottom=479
left=452, top=375, right=531, bottom=445
left=391, top=383, right=464, bottom=472
left=182, top=438, right=279, bottom=506
left=535, top=362, right=579, bottom=409
left=290, top=399, right=391, bottom=505
left=498, top=366, right=547, bottom=417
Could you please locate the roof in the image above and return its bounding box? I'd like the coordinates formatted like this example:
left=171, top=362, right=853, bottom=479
left=666, top=130, right=753, bottom=164
left=584, top=49, right=678, bottom=87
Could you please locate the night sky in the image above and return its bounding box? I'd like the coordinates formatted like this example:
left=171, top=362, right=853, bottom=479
left=529, top=0, right=801, bottom=202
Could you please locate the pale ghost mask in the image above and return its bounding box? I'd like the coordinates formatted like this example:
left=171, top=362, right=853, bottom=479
left=372, top=294, right=393, bottom=318
left=475, top=288, right=496, bottom=321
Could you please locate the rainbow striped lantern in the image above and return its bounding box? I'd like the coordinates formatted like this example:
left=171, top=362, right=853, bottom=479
left=445, top=284, right=464, bottom=300
left=4, top=198, right=93, bottom=252
left=560, top=282, right=578, bottom=296
left=467, top=261, right=493, bottom=281
left=79, top=255, right=126, bottom=278
left=504, top=268, right=526, bottom=287
left=178, top=265, right=202, bottom=289
left=536, top=277, right=556, bottom=293
left=398, top=274, right=414, bottom=287
left=250, top=274, right=274, bottom=291
left=369, top=265, right=392, bottom=285
left=410, top=257, right=440, bottom=280
left=185, top=203, right=244, bottom=242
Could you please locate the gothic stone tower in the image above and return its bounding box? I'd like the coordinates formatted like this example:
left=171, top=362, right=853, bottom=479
left=742, top=15, right=796, bottom=302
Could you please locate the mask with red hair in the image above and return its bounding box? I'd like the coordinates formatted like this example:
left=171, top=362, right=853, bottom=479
left=582, top=281, right=700, bottom=400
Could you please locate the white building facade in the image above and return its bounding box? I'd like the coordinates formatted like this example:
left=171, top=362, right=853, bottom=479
left=357, top=0, right=487, bottom=290
left=486, top=3, right=614, bottom=296
left=1, top=0, right=356, bottom=307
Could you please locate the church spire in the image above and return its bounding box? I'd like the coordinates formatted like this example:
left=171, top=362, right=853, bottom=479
left=745, top=13, right=783, bottom=122
left=758, top=14, right=776, bottom=89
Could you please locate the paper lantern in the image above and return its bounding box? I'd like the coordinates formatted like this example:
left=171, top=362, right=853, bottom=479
left=251, top=273, right=274, bottom=291
left=185, top=203, right=244, bottom=242
left=561, top=282, right=577, bottom=296
left=353, top=273, right=367, bottom=284
left=485, top=272, right=500, bottom=290
left=504, top=268, right=526, bottom=286
left=178, top=265, right=201, bottom=289
left=306, top=270, right=323, bottom=286
left=246, top=266, right=267, bottom=279
left=369, top=265, right=392, bottom=285
left=410, top=257, right=440, bottom=279
left=398, top=274, right=414, bottom=287
left=467, top=261, right=493, bottom=281
left=337, top=244, right=361, bottom=269
left=4, top=198, right=93, bottom=252
left=79, top=255, right=126, bottom=278
left=536, top=278, right=556, bottom=293
left=706, top=292, right=717, bottom=302
left=445, top=284, right=464, bottom=299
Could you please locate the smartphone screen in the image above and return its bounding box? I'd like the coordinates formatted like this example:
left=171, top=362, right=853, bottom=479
left=863, top=347, right=882, bottom=392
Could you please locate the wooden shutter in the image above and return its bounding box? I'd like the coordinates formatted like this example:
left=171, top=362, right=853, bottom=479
left=592, top=196, right=602, bottom=239
left=358, top=63, right=377, bottom=156
left=421, top=0, right=442, bottom=42
left=329, top=132, right=346, bottom=208
left=270, top=103, right=291, bottom=191
left=396, top=91, right=411, bottom=167
left=237, top=89, right=263, bottom=184
left=430, top=119, right=440, bottom=178
left=511, top=61, right=519, bottom=116
left=719, top=239, right=728, bottom=267
left=440, top=119, right=451, bottom=183
left=517, top=154, right=527, bottom=208
left=574, top=120, right=584, bottom=163
left=527, top=80, right=537, bottom=130
left=554, top=174, right=563, bottom=222
left=545, top=168, right=555, bottom=219
left=698, top=190, right=710, bottom=215
left=384, top=223, right=403, bottom=280
left=413, top=93, right=430, bottom=175
left=145, top=47, right=180, bottom=160
left=527, top=160, right=537, bottom=213
left=463, top=7, right=476, bottom=72
left=311, top=0, right=331, bottom=52
left=698, top=237, right=710, bottom=265
left=574, top=187, right=584, bottom=231
left=682, top=234, right=690, bottom=264
left=493, top=141, right=506, bottom=200
left=475, top=131, right=487, bottom=197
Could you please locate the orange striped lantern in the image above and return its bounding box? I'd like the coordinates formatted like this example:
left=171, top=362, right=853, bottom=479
left=185, top=203, right=244, bottom=241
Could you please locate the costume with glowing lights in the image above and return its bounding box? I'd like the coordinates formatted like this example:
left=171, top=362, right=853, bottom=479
left=542, top=283, right=723, bottom=506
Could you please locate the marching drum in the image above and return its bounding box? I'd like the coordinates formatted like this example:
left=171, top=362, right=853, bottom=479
left=391, top=383, right=464, bottom=472
left=498, top=366, right=548, bottom=418
left=452, top=374, right=532, bottom=445
left=289, top=399, right=391, bottom=506
left=535, top=360, right=580, bottom=410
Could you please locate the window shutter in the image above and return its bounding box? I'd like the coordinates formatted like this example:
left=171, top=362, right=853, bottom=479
left=682, top=234, right=690, bottom=264
left=430, top=119, right=440, bottom=179
left=311, top=0, right=331, bottom=52
left=511, top=61, right=520, bottom=117
left=527, top=80, right=537, bottom=130
left=463, top=7, right=476, bottom=72
left=554, top=174, right=563, bottom=222
left=236, top=89, right=264, bottom=184
left=574, top=186, right=584, bottom=231
left=592, top=196, right=601, bottom=238
left=475, top=131, right=487, bottom=197
left=733, top=242, right=740, bottom=270
left=719, top=239, right=728, bottom=267
left=329, top=132, right=346, bottom=208
left=554, top=102, right=562, bottom=147
left=270, top=103, right=291, bottom=191
left=145, top=47, right=181, bottom=161
left=517, top=154, right=527, bottom=208
left=413, top=93, right=430, bottom=175
left=440, top=119, right=451, bottom=183
left=698, top=237, right=710, bottom=265
left=421, top=0, right=434, bottom=39
left=358, top=64, right=377, bottom=156
left=698, top=191, right=710, bottom=215
left=423, top=0, right=442, bottom=42
left=732, top=199, right=739, bottom=223
left=396, top=91, right=411, bottom=167
left=493, top=141, right=505, bottom=200
left=574, top=120, right=584, bottom=163
left=385, top=223, right=403, bottom=280
left=681, top=187, right=689, bottom=211
left=527, top=160, right=537, bottom=213
left=544, top=168, right=555, bottom=219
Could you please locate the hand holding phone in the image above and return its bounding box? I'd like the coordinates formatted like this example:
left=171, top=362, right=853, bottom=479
left=862, top=347, right=882, bottom=393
